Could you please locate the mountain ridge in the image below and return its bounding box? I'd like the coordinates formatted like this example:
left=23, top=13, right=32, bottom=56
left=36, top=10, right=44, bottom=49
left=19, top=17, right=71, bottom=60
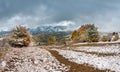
left=0, top=25, right=68, bottom=35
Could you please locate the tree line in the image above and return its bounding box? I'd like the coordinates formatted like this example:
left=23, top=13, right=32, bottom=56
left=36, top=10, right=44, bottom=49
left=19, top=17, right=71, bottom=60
left=8, top=24, right=119, bottom=47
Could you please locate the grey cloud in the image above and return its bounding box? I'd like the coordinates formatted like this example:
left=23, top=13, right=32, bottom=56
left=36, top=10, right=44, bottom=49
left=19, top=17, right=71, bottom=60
left=0, top=0, right=49, bottom=19
left=0, top=0, right=120, bottom=32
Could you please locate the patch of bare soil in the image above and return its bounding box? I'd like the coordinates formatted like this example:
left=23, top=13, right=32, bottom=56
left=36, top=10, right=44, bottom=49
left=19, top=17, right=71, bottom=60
left=48, top=50, right=111, bottom=72
left=0, top=51, right=7, bottom=60
left=0, top=52, right=3, bottom=59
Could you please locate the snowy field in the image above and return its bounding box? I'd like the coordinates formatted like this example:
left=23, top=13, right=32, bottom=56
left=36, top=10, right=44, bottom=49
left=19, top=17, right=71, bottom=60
left=54, top=45, right=120, bottom=72
left=73, top=45, right=120, bottom=54
left=0, top=47, right=69, bottom=72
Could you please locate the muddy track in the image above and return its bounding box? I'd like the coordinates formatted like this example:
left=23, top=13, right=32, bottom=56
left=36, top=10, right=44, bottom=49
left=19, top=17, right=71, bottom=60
left=67, top=49, right=118, bottom=57
left=48, top=50, right=110, bottom=72
left=72, top=42, right=120, bottom=47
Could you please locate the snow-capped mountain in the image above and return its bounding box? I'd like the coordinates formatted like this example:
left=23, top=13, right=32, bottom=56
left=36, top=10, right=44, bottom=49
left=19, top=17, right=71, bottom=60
left=29, top=26, right=67, bottom=34
left=0, top=25, right=68, bottom=35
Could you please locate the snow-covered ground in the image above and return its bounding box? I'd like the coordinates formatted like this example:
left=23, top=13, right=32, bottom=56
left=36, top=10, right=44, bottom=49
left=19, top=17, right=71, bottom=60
left=73, top=45, right=120, bottom=54
left=0, top=47, right=69, bottom=72
left=0, top=45, right=120, bottom=72
left=54, top=45, right=120, bottom=72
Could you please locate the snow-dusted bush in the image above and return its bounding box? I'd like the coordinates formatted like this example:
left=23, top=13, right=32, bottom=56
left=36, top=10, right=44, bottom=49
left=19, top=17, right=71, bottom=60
left=101, top=35, right=110, bottom=42
left=9, top=26, right=31, bottom=47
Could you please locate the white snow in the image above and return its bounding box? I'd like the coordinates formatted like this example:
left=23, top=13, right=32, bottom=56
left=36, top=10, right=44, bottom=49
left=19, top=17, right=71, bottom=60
left=0, top=38, right=3, bottom=41
left=1, top=61, right=6, bottom=67
left=55, top=49, right=120, bottom=72
left=74, top=45, right=120, bottom=54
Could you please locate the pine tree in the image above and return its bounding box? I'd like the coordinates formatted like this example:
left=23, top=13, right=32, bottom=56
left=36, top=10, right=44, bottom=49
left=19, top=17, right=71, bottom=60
left=9, top=25, right=31, bottom=47
left=87, top=26, right=99, bottom=42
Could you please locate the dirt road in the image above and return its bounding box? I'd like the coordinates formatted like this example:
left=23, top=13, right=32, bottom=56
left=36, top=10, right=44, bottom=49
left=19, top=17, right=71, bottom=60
left=48, top=50, right=110, bottom=72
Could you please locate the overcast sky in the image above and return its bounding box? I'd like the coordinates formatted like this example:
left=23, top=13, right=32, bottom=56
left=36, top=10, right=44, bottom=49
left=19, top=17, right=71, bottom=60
left=0, top=0, right=120, bottom=32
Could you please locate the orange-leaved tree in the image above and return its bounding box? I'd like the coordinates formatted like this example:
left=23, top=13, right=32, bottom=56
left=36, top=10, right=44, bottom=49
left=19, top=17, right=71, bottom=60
left=71, top=30, right=79, bottom=41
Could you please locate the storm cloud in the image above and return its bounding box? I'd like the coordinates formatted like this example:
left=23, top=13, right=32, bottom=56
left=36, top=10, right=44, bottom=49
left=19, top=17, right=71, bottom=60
left=0, top=0, right=120, bottom=32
